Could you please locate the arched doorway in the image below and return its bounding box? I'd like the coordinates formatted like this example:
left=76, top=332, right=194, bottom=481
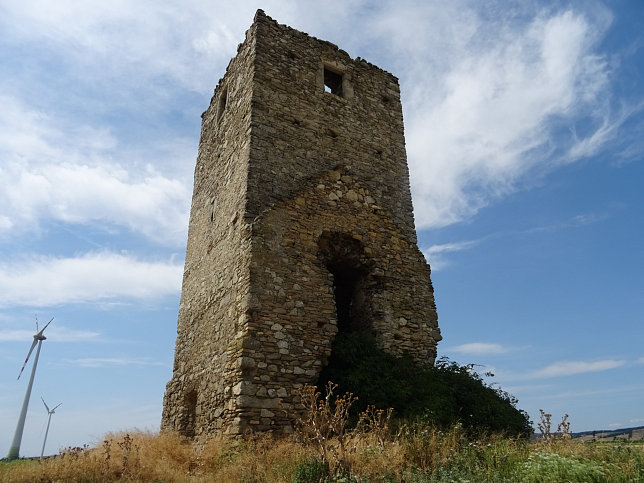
left=318, top=232, right=371, bottom=334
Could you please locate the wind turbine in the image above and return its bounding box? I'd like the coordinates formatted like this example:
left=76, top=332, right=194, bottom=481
left=40, top=397, right=62, bottom=460
left=6, top=316, right=53, bottom=461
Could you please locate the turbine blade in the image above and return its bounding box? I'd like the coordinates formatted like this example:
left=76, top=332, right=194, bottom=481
left=37, top=317, right=54, bottom=337
left=41, top=397, right=50, bottom=412
left=17, top=339, right=38, bottom=380
left=52, top=403, right=62, bottom=411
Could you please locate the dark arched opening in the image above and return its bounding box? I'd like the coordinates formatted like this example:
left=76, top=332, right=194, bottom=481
left=317, top=231, right=375, bottom=403
left=318, top=231, right=371, bottom=334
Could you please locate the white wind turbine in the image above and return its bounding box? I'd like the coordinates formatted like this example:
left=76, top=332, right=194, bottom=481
left=40, top=397, right=62, bottom=460
left=7, top=316, right=53, bottom=461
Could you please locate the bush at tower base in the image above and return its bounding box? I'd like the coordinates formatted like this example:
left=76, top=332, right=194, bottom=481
left=316, top=331, right=532, bottom=437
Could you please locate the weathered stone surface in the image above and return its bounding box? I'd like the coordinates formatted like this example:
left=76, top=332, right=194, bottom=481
left=161, top=9, right=441, bottom=441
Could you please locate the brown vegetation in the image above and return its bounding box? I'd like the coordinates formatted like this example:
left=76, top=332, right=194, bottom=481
left=1, top=390, right=642, bottom=482
left=2, top=427, right=643, bottom=482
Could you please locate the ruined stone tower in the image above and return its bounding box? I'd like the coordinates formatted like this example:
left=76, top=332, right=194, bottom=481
left=162, top=10, right=441, bottom=438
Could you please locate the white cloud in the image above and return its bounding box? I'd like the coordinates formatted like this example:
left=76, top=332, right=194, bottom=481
left=0, top=1, right=288, bottom=94
left=393, top=5, right=619, bottom=228
left=1, top=161, right=190, bottom=245
left=60, top=357, right=168, bottom=368
left=0, top=95, right=191, bottom=246
left=423, top=240, right=478, bottom=270
left=528, top=359, right=625, bottom=379
left=0, top=252, right=182, bottom=308
left=450, top=342, right=510, bottom=356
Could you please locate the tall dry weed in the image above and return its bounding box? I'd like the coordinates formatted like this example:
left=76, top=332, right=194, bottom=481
left=295, top=382, right=357, bottom=475
left=399, top=421, right=466, bottom=471
left=538, top=409, right=571, bottom=443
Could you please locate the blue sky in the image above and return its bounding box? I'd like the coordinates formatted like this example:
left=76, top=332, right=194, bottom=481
left=1, top=0, right=642, bottom=457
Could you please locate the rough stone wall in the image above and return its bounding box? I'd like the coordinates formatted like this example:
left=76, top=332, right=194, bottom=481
left=248, top=12, right=417, bottom=243
left=161, top=22, right=257, bottom=437
left=162, top=10, right=441, bottom=439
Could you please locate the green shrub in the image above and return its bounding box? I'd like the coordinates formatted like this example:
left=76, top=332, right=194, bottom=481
left=317, top=331, right=532, bottom=437
left=292, top=459, right=329, bottom=483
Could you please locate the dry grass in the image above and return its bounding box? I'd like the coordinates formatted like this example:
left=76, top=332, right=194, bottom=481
left=1, top=429, right=643, bottom=482
left=2, top=391, right=643, bottom=482
left=197, top=434, right=309, bottom=482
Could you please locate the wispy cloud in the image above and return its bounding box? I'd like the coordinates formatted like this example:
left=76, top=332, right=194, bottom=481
left=450, top=342, right=511, bottom=356
left=528, top=359, right=625, bottom=379
left=423, top=211, right=604, bottom=269
left=423, top=240, right=478, bottom=270
left=567, top=100, right=644, bottom=161
left=0, top=252, right=182, bottom=308
left=60, top=357, right=168, bottom=368
left=384, top=4, right=625, bottom=229
left=522, top=212, right=607, bottom=235
left=524, top=383, right=644, bottom=401
left=48, top=327, right=102, bottom=342
left=0, top=326, right=100, bottom=342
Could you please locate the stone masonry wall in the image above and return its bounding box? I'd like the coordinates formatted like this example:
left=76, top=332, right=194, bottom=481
left=162, top=10, right=441, bottom=439
left=248, top=12, right=417, bottom=243
left=161, top=22, right=257, bottom=437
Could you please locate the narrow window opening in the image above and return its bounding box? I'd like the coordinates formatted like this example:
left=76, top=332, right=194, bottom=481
left=317, top=232, right=372, bottom=393
left=318, top=232, right=369, bottom=333
left=328, top=264, right=367, bottom=332
left=217, top=86, right=228, bottom=121
left=210, top=198, right=216, bottom=222
left=324, top=67, right=343, bottom=97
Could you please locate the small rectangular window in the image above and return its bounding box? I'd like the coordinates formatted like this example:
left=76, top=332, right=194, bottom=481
left=324, top=67, right=343, bottom=97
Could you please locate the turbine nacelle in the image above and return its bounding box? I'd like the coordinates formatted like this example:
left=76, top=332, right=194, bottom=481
left=17, top=317, right=53, bottom=380
left=41, top=397, right=62, bottom=414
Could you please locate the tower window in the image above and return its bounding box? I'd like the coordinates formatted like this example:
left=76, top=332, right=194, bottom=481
left=324, top=67, right=343, bottom=97
left=217, top=86, right=228, bottom=121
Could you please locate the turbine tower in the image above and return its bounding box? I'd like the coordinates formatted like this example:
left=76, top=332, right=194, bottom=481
left=40, top=397, right=61, bottom=460
left=7, top=316, right=53, bottom=461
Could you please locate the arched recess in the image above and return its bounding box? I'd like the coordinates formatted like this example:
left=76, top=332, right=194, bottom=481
left=318, top=231, right=371, bottom=334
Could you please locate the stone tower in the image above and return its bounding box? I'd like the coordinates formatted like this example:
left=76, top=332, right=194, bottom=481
left=162, top=10, right=441, bottom=438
